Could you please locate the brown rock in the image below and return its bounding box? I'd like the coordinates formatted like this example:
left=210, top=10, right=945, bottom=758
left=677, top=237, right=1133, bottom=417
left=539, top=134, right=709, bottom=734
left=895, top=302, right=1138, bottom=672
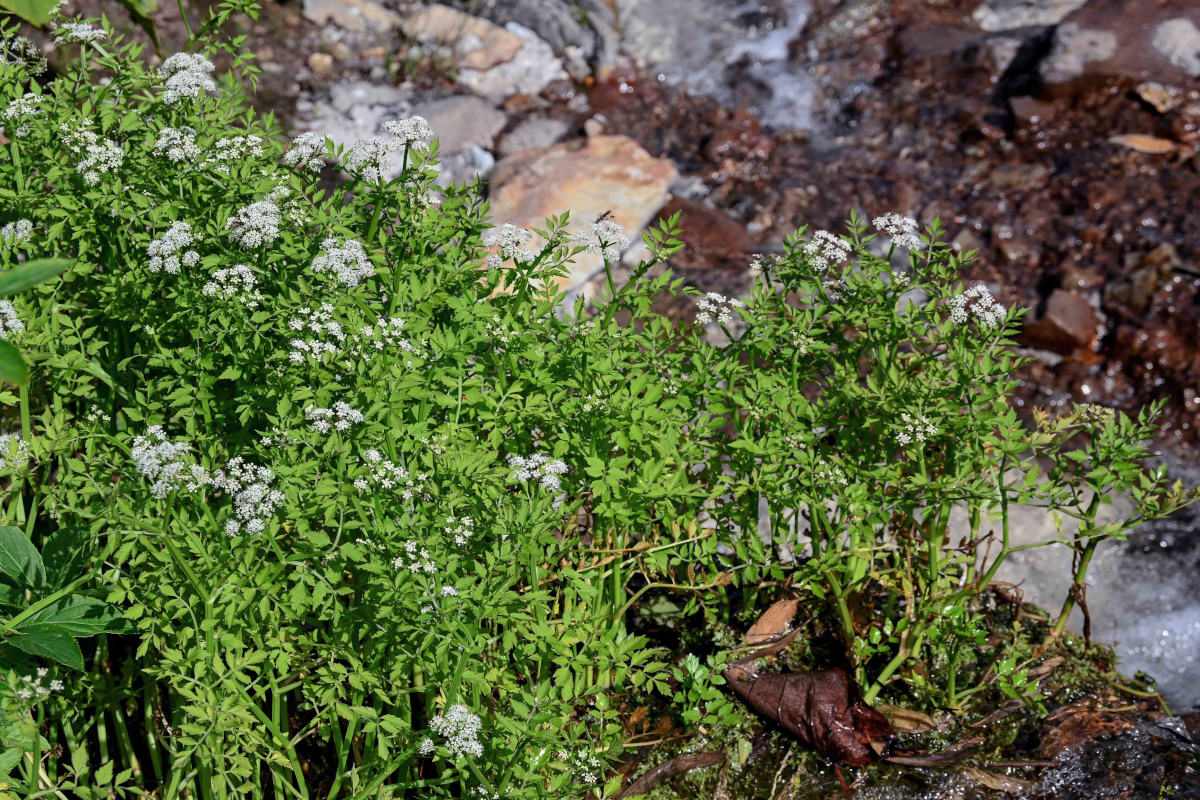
left=1021, top=289, right=1099, bottom=353
left=1103, top=243, right=1180, bottom=313
left=303, top=0, right=401, bottom=33
left=400, top=4, right=523, bottom=71
left=412, top=95, right=506, bottom=154
left=488, top=136, right=678, bottom=293
left=307, top=52, right=333, bottom=75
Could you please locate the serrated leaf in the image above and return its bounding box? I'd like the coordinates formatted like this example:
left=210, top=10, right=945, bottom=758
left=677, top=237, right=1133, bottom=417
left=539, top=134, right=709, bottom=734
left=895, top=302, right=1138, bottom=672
left=0, top=526, right=45, bottom=589
left=5, top=624, right=84, bottom=670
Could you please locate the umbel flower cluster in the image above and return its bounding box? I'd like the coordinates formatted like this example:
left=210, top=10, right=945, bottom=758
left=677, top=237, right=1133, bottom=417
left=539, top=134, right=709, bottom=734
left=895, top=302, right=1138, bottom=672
left=423, top=704, right=484, bottom=758
left=508, top=453, right=569, bottom=492
left=949, top=283, right=1006, bottom=329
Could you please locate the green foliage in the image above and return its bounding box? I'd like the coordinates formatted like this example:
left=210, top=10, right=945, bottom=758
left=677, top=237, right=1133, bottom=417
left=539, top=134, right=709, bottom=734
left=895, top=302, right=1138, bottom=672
left=0, top=0, right=59, bottom=26
left=0, top=2, right=1194, bottom=798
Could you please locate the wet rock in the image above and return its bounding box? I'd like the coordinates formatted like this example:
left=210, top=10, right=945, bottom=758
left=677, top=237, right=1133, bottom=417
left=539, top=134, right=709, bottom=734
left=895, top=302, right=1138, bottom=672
left=1042, top=1, right=1200, bottom=89
left=398, top=4, right=523, bottom=71
left=972, top=0, right=1088, bottom=32
left=413, top=95, right=507, bottom=155
left=498, top=117, right=570, bottom=157
left=487, top=135, right=677, bottom=293
left=471, top=0, right=619, bottom=78
left=979, top=162, right=1051, bottom=193
left=456, top=23, right=567, bottom=101
left=1021, top=289, right=1098, bottom=353
left=1103, top=243, right=1180, bottom=314
left=303, top=0, right=401, bottom=33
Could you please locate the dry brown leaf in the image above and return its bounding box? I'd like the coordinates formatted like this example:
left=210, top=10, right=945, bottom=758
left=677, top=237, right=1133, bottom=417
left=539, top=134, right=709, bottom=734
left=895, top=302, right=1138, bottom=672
left=1137, top=82, right=1182, bottom=114
left=744, top=598, right=800, bottom=645
left=878, top=704, right=936, bottom=733
left=1108, top=134, right=1177, bottom=154
left=959, top=766, right=1033, bottom=794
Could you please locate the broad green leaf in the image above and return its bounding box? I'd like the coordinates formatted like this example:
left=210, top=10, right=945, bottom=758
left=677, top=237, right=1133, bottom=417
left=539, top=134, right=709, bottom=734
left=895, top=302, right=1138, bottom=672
left=0, top=526, right=45, bottom=589
left=0, top=340, right=27, bottom=384
left=0, top=258, right=72, bottom=297
left=27, top=595, right=129, bottom=636
left=0, top=0, right=59, bottom=26
left=4, top=624, right=85, bottom=670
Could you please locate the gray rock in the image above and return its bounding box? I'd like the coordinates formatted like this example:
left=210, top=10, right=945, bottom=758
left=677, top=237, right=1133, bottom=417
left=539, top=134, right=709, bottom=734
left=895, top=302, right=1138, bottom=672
left=972, top=0, right=1088, bottom=32
left=413, top=95, right=507, bottom=154
left=497, top=116, right=570, bottom=157
left=1041, top=22, right=1119, bottom=83
left=469, top=0, right=620, bottom=75
left=435, top=145, right=495, bottom=187
left=456, top=23, right=567, bottom=100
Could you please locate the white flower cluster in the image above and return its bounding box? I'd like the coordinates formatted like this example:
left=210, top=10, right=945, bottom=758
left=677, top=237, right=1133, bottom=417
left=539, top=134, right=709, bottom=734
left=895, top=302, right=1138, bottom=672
left=3, top=93, right=42, bottom=137
left=392, top=540, right=437, bottom=573
left=1, top=36, right=47, bottom=75
left=0, top=219, right=32, bottom=247
left=131, top=426, right=209, bottom=499
left=63, top=127, right=124, bottom=185
left=557, top=749, right=603, bottom=786
left=445, top=515, right=474, bottom=546
left=202, top=264, right=263, bottom=308
left=147, top=222, right=200, bottom=274
left=573, top=218, right=630, bottom=262
left=695, top=292, right=744, bottom=326
left=288, top=304, right=346, bottom=363
left=354, top=449, right=427, bottom=499
left=801, top=230, right=852, bottom=272
left=0, top=300, right=24, bottom=340
left=948, top=284, right=1006, bottom=330
left=158, top=52, right=216, bottom=105
left=344, top=139, right=392, bottom=184
left=0, top=433, right=29, bottom=472
left=872, top=213, right=923, bottom=250
left=310, top=238, right=375, bottom=287
left=53, top=23, right=106, bottom=44
left=383, top=116, right=434, bottom=151
left=813, top=458, right=849, bottom=488
left=507, top=453, right=568, bottom=492
left=153, top=126, right=200, bottom=163
left=14, top=668, right=63, bottom=701
left=427, top=704, right=483, bottom=758
left=202, top=135, right=264, bottom=174
left=224, top=199, right=280, bottom=249
left=210, top=457, right=283, bottom=535
left=896, top=412, right=937, bottom=447
left=355, top=317, right=413, bottom=356
left=282, top=132, right=326, bottom=172
left=482, top=223, right=536, bottom=265
left=304, top=401, right=364, bottom=433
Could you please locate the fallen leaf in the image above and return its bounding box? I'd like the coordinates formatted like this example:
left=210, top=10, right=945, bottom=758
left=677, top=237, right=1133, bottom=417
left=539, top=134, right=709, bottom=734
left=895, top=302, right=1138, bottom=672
left=959, top=765, right=1033, bottom=794
left=744, top=598, right=799, bottom=645
left=1136, top=82, right=1182, bottom=114
left=878, top=704, right=936, bottom=733
left=616, top=751, right=725, bottom=799
left=1108, top=134, right=1177, bottom=154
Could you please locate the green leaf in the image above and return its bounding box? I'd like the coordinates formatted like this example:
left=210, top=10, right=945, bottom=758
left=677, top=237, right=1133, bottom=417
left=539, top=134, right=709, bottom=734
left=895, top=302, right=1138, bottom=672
left=0, top=0, right=60, bottom=26
left=27, top=595, right=129, bottom=635
left=0, top=258, right=72, bottom=297
left=0, top=340, right=27, bottom=385
left=5, top=624, right=85, bottom=670
left=0, top=526, right=45, bottom=589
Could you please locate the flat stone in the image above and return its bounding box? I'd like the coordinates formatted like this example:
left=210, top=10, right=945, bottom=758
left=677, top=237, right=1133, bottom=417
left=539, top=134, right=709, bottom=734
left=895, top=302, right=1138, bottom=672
left=307, top=52, right=333, bottom=75
left=435, top=146, right=495, bottom=188
left=498, top=116, right=571, bottom=157
left=412, top=95, right=507, bottom=154
left=456, top=22, right=567, bottom=100
left=399, top=4, right=523, bottom=71
left=972, top=0, right=1088, bottom=32
left=1020, top=289, right=1099, bottom=353
left=487, top=135, right=678, bottom=293
left=303, top=0, right=401, bottom=33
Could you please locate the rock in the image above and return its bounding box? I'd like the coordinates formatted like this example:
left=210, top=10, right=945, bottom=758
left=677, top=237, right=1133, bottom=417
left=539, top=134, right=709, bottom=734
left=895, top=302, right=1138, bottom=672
left=307, top=52, right=334, bottom=75
left=399, top=4, right=523, bottom=71
left=456, top=23, right=567, bottom=101
left=1021, top=289, right=1099, bottom=353
left=1042, top=1, right=1200, bottom=88
left=487, top=135, right=678, bottom=293
left=979, top=162, right=1051, bottom=193
left=435, top=146, right=495, bottom=188
left=497, top=116, right=570, bottom=157
left=303, top=0, right=401, bottom=33
left=293, top=80, right=414, bottom=168
left=1103, top=243, right=1180, bottom=314
left=412, top=95, right=506, bottom=155
left=470, top=0, right=620, bottom=77
left=972, top=0, right=1089, bottom=32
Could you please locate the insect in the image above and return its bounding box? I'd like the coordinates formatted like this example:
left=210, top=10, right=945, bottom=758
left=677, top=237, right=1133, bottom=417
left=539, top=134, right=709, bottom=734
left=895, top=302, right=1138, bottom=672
left=593, top=210, right=613, bottom=225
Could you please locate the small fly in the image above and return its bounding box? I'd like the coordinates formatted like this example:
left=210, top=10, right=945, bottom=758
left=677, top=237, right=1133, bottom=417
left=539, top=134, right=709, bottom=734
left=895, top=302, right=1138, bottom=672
left=593, top=210, right=613, bottom=225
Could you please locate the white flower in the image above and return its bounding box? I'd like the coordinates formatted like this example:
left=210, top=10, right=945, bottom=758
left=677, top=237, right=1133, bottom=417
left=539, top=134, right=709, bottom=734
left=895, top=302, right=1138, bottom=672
left=383, top=116, right=434, bottom=151
left=508, top=453, right=568, bottom=492
left=573, top=218, right=630, bottom=262
left=287, top=304, right=346, bottom=363
left=801, top=230, right=851, bottom=272
left=440, top=585, right=458, bottom=597
left=1, top=37, right=46, bottom=75
left=202, top=264, right=262, bottom=308
left=0, top=433, right=29, bottom=472
left=0, top=220, right=32, bottom=247
left=282, top=132, right=326, bottom=172
left=153, top=126, right=201, bottom=163
left=345, top=138, right=392, bottom=183
left=310, top=238, right=375, bottom=287
left=356, top=449, right=427, bottom=499
left=158, top=52, right=216, bottom=105
left=419, top=738, right=436, bottom=756
left=482, top=223, right=536, bottom=264
left=0, top=300, right=24, bottom=340
left=54, top=23, right=106, bottom=44
left=392, top=540, right=436, bottom=573
left=428, top=705, right=483, bottom=758
left=948, top=283, right=1006, bottom=330
left=353, top=316, right=413, bottom=358
left=62, top=127, right=123, bottom=185
left=897, top=412, right=937, bottom=447
left=695, top=292, right=743, bottom=326
left=445, top=515, right=474, bottom=546
left=304, top=401, right=364, bottom=433
left=210, top=457, right=283, bottom=535
left=2, top=93, right=42, bottom=137
left=201, top=135, right=264, bottom=174
left=147, top=222, right=199, bottom=274
left=131, top=426, right=209, bottom=498
left=224, top=199, right=281, bottom=249
left=872, top=213, right=923, bottom=250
